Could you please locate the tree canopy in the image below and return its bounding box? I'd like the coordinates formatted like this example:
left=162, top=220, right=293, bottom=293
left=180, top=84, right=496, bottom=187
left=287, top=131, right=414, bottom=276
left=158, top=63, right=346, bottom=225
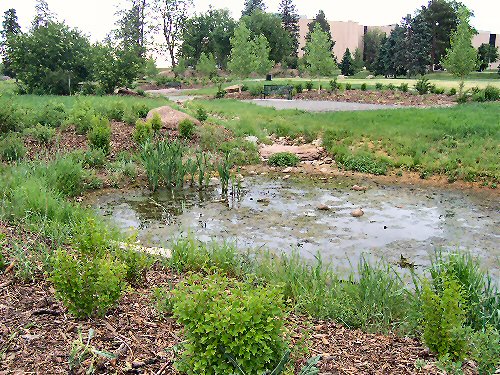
left=279, top=0, right=300, bottom=67
left=303, top=23, right=337, bottom=77
left=306, top=10, right=334, bottom=52
left=242, top=0, right=266, bottom=17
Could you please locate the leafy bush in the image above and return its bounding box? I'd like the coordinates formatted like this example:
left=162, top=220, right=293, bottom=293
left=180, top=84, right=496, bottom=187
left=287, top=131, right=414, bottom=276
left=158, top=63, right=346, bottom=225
left=106, top=101, right=126, bottom=121
left=399, top=83, right=409, bottom=92
left=472, top=90, right=486, bottom=102
left=294, top=83, right=303, bottom=93
left=68, top=102, right=97, bottom=134
left=345, top=83, right=352, bottom=90
left=0, top=102, right=22, bottom=134
left=387, top=83, right=396, bottom=91
left=199, top=123, right=228, bottom=151
left=329, top=79, right=340, bottom=92
left=219, top=139, right=260, bottom=166
left=195, top=107, right=208, bottom=122
left=448, top=88, right=457, bottom=96
left=87, top=117, right=111, bottom=155
left=334, top=149, right=389, bottom=175
left=305, top=81, right=314, bottom=91
left=24, top=124, right=56, bottom=144
left=422, top=278, right=468, bottom=360
left=133, top=103, right=150, bottom=118
left=36, top=102, right=67, bottom=127
left=268, top=152, right=300, bottom=167
left=50, top=248, right=125, bottom=318
left=375, top=82, right=383, bottom=90
left=484, top=85, right=499, bottom=101
left=150, top=113, right=162, bottom=133
left=153, top=285, right=175, bottom=318
left=82, top=149, right=106, bottom=168
left=415, top=77, right=431, bottom=95
left=469, top=327, right=500, bottom=375
left=114, top=246, right=153, bottom=286
left=433, top=87, right=445, bottom=95
left=0, top=134, right=26, bottom=162
left=122, top=110, right=138, bottom=125
left=249, top=85, right=264, bottom=97
left=179, top=119, right=195, bottom=139
left=133, top=119, right=153, bottom=145
left=360, top=83, right=367, bottom=91
left=172, top=274, right=286, bottom=375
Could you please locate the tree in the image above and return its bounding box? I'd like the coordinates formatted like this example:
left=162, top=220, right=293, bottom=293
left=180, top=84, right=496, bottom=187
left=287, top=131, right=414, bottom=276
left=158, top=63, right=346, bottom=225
left=242, top=10, right=293, bottom=65
left=227, top=22, right=272, bottom=77
left=363, top=29, right=385, bottom=71
left=305, top=10, right=334, bottom=52
left=352, top=47, right=363, bottom=73
left=404, top=14, right=432, bottom=76
left=279, top=0, right=300, bottom=67
left=340, top=48, right=355, bottom=76
left=8, top=22, right=91, bottom=94
left=153, top=0, right=192, bottom=67
left=1, top=8, right=22, bottom=77
left=196, top=52, right=217, bottom=77
left=303, top=23, right=336, bottom=77
left=32, top=0, right=54, bottom=30
left=180, top=9, right=236, bottom=68
left=477, top=43, right=499, bottom=71
left=114, top=0, right=148, bottom=58
left=242, top=0, right=266, bottom=17
left=441, top=8, right=478, bottom=95
left=376, top=25, right=407, bottom=77
left=419, top=0, right=461, bottom=69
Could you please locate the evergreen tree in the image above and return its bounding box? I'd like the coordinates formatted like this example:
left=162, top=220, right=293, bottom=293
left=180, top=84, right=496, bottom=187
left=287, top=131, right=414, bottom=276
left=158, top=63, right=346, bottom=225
left=32, top=0, right=54, bottom=30
left=373, top=35, right=388, bottom=76
left=363, top=29, right=385, bottom=72
left=404, top=14, right=432, bottom=76
left=1, top=8, right=22, bottom=77
left=196, top=52, right=217, bottom=77
left=242, top=0, right=266, bottom=17
left=305, top=10, right=334, bottom=52
left=115, top=0, right=148, bottom=58
left=253, top=34, right=273, bottom=74
left=441, top=7, right=478, bottom=95
left=376, top=26, right=407, bottom=77
left=477, top=43, right=499, bottom=71
left=303, top=23, right=336, bottom=77
left=352, top=47, right=364, bottom=73
left=340, top=48, right=355, bottom=76
left=279, top=0, right=300, bottom=67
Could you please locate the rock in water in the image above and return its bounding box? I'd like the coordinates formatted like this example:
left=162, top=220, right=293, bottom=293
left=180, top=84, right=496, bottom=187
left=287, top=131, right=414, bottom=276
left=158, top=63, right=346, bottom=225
left=351, top=208, right=364, bottom=217
left=352, top=185, right=367, bottom=191
left=316, top=204, right=330, bottom=211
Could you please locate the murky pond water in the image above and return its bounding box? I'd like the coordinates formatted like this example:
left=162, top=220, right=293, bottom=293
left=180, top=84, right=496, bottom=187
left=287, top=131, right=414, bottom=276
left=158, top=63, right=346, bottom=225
left=91, top=176, right=500, bottom=276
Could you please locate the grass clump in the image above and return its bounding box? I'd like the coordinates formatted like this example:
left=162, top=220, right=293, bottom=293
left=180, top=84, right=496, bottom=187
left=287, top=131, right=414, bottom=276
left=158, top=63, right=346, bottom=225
left=87, top=117, right=111, bottom=155
left=179, top=119, right=196, bottom=139
left=0, top=134, right=26, bottom=162
left=268, top=152, right=300, bottom=167
left=415, top=77, right=431, bottom=95
left=35, top=101, right=67, bottom=127
left=24, top=124, right=56, bottom=144
left=219, top=139, right=260, bottom=166
left=133, top=119, right=153, bottom=145
left=172, top=273, right=286, bottom=375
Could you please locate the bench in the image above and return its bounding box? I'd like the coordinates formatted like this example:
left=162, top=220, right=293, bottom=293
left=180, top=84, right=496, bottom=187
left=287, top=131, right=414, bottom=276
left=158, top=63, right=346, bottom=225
left=262, top=85, right=293, bottom=100
left=164, top=81, right=182, bottom=89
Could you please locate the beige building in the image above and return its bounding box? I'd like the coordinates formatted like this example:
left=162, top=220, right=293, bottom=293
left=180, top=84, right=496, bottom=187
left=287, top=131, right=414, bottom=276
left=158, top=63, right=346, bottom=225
left=298, top=16, right=500, bottom=69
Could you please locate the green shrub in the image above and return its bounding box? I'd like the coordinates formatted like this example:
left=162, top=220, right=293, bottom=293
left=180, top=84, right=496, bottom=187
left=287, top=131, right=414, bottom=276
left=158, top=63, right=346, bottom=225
left=334, top=149, right=389, bottom=175
left=484, top=85, right=499, bottom=101
left=375, top=82, right=383, bottom=90
left=305, top=81, right=314, bottom=91
left=249, top=85, right=264, bottom=97
left=0, top=134, right=26, bottom=162
left=133, top=103, right=150, bottom=118
left=268, top=152, right=300, bottom=167
left=152, top=285, right=175, bottom=318
left=114, top=246, right=153, bottom=286
left=0, top=102, right=22, bottom=133
left=399, top=83, right=409, bottom=92
left=433, top=87, right=445, bottom=95
left=106, top=101, right=126, bottom=121
left=387, top=83, right=396, bottom=91
left=472, top=90, right=486, bottom=102
left=179, top=119, right=195, bottom=139
left=422, top=278, right=468, bottom=361
left=36, top=102, right=67, bottom=127
left=150, top=113, right=162, bottom=133
left=46, top=156, right=85, bottom=197
left=82, top=149, right=106, bottom=168
left=172, top=273, right=286, bottom=375
left=294, top=83, right=303, bottom=93
left=329, top=79, right=340, bottom=92
left=360, top=83, right=367, bottom=91
left=68, top=102, right=97, bottom=134
left=50, top=248, right=125, bottom=318
left=469, top=327, right=500, bottom=375
left=24, top=124, right=56, bottom=144
left=219, top=139, right=260, bottom=166
left=133, top=119, right=153, bottom=145
left=448, top=88, right=457, bottom=96
left=199, top=123, right=228, bottom=151
left=345, top=83, right=352, bottom=90
left=87, top=117, right=111, bottom=155
left=122, top=110, right=138, bottom=125
left=195, top=107, right=208, bottom=122
left=415, top=77, right=431, bottom=95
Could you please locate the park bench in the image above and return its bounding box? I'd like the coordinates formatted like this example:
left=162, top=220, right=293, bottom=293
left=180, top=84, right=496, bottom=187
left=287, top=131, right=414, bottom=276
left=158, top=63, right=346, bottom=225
left=262, top=85, right=293, bottom=100
left=164, top=81, right=182, bottom=89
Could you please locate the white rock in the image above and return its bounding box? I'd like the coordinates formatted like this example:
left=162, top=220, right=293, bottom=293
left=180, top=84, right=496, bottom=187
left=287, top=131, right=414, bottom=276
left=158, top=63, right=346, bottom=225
left=283, top=167, right=293, bottom=173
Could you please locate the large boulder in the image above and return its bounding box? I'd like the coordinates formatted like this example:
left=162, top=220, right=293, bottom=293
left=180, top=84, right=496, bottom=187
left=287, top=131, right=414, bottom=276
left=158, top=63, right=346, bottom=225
left=146, top=106, right=201, bottom=130
left=259, top=144, right=324, bottom=161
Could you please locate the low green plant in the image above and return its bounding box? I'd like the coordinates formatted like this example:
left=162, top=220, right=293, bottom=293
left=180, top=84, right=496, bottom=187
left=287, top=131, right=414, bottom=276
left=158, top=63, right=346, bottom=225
left=387, top=83, right=396, bottom=91
left=106, top=101, right=126, bottom=121
left=345, top=83, right=352, bottom=90
left=150, top=113, right=162, bottom=133
left=448, top=88, right=457, bottom=96
left=305, top=81, right=314, bottom=91
left=215, top=83, right=226, bottom=99
left=196, top=107, right=208, bottom=122
left=133, top=119, right=153, bottom=145
left=172, top=273, right=287, bottom=375
left=87, top=117, right=111, bottom=155
left=433, top=87, right=445, bottom=95
left=179, top=119, right=196, bottom=139
left=399, top=83, right=409, bottom=92
left=122, top=110, right=138, bottom=125
left=329, top=79, right=340, bottom=92
left=415, top=77, right=431, bottom=95
left=152, top=284, right=175, bottom=318
left=484, top=85, right=499, bottom=101
left=115, top=246, right=153, bottom=285
left=0, top=134, right=26, bottom=162
left=68, top=102, right=97, bottom=134
left=45, top=156, right=85, bottom=197
left=35, top=101, right=67, bottom=128
left=82, top=149, right=106, bottom=168
left=217, top=152, right=232, bottom=196
left=0, top=102, right=22, bottom=133
left=68, top=328, right=117, bottom=373
left=295, top=83, right=303, bottom=93
left=268, top=152, right=300, bottom=167
left=24, top=124, right=56, bottom=144
left=469, top=326, right=500, bottom=375
left=50, top=248, right=125, bottom=318
left=421, top=277, right=468, bottom=361
left=360, top=83, right=367, bottom=91
left=249, top=85, right=264, bottom=97
left=133, top=103, right=150, bottom=118
left=375, top=82, right=383, bottom=90
left=219, top=139, right=260, bottom=166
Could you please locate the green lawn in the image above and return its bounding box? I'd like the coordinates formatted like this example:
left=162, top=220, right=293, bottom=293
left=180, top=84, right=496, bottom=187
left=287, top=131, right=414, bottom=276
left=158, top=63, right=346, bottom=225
left=189, top=99, right=500, bottom=183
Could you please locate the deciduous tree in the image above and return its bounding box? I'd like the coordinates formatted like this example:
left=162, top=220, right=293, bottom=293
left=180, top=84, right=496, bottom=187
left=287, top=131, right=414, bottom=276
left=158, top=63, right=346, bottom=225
left=31, top=0, right=54, bottom=30
left=196, top=52, right=217, bottom=77
left=477, top=43, right=499, bottom=72
left=242, top=0, right=266, bottom=17
left=303, top=23, right=336, bottom=77
left=305, top=10, right=334, bottom=52
left=363, top=29, right=385, bottom=71
left=114, top=0, right=148, bottom=58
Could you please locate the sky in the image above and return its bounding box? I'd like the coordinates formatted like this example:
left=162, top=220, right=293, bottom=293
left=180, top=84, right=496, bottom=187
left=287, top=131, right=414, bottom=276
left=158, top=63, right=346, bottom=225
left=1, top=0, right=499, bottom=66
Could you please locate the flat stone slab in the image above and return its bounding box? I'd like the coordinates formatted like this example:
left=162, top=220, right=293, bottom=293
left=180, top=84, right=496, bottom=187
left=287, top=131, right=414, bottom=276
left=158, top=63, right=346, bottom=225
left=260, top=144, right=324, bottom=160
left=243, top=99, right=398, bottom=112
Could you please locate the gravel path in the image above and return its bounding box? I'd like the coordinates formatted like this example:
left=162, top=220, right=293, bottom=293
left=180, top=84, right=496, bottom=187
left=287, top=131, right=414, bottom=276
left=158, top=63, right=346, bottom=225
left=243, top=99, right=398, bottom=112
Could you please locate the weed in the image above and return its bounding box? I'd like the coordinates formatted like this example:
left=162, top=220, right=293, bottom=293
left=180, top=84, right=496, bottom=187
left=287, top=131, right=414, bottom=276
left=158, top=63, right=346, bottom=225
left=152, top=284, right=175, bottom=318
left=133, top=103, right=150, bottom=118
left=0, top=134, right=26, bottom=162
left=415, top=77, right=431, bottom=95
left=133, top=119, right=153, bottom=145
left=24, top=124, right=56, bottom=144
left=268, top=152, right=300, bottom=167
left=179, top=119, right=195, bottom=139
left=122, top=110, right=138, bottom=125
left=195, top=107, right=208, bottom=122
left=68, top=328, right=117, bottom=374
left=199, top=123, right=228, bottom=151
left=87, top=117, right=111, bottom=155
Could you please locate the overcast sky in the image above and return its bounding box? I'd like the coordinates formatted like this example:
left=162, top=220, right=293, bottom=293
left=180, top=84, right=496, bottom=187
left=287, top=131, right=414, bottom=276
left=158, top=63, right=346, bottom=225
left=1, top=0, right=499, bottom=65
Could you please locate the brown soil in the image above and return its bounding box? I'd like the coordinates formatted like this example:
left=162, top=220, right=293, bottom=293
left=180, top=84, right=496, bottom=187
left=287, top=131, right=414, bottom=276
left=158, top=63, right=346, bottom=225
left=227, top=90, right=456, bottom=107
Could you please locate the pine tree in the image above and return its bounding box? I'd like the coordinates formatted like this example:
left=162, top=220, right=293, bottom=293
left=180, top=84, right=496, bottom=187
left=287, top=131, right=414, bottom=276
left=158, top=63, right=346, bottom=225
left=305, top=10, right=334, bottom=53
left=242, top=0, right=266, bottom=17
left=340, top=48, right=355, bottom=76
left=1, top=8, right=22, bottom=77
left=352, top=47, right=364, bottom=73
left=441, top=7, right=478, bottom=96
left=303, top=23, right=336, bottom=77
left=253, top=34, right=273, bottom=74
left=404, top=14, right=432, bottom=76
left=32, top=0, right=54, bottom=30
left=279, top=0, right=300, bottom=66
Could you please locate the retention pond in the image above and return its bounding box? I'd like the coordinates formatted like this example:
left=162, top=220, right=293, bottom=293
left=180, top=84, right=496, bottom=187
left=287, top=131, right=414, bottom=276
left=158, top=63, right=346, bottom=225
left=91, top=176, right=500, bottom=276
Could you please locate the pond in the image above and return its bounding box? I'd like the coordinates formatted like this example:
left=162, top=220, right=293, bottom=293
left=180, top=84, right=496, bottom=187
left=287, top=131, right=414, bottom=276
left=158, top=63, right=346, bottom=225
left=91, top=176, right=500, bottom=277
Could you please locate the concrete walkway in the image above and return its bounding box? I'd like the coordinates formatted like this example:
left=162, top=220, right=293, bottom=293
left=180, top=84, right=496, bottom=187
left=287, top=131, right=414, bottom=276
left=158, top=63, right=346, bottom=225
left=243, top=99, right=398, bottom=112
